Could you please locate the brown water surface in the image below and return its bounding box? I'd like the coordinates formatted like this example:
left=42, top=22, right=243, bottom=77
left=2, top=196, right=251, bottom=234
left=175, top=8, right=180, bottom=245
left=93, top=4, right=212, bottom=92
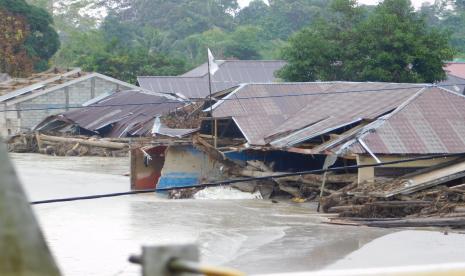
left=10, top=153, right=393, bottom=276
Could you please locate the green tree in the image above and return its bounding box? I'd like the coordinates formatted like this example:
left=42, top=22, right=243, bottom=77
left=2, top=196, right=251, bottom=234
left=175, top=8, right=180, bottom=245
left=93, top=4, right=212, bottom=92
left=78, top=45, right=186, bottom=84
left=235, top=0, right=270, bottom=26
left=0, top=0, right=59, bottom=74
left=54, top=25, right=186, bottom=84
left=279, top=0, right=454, bottom=83
left=110, top=0, right=238, bottom=41
left=235, top=0, right=330, bottom=40
left=52, top=30, right=106, bottom=68
left=224, top=26, right=264, bottom=59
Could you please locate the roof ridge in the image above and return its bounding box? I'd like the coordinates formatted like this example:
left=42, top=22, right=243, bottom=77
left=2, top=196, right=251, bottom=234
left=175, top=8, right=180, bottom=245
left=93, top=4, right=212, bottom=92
left=137, top=76, right=206, bottom=79
left=218, top=60, right=286, bottom=62
left=436, top=85, right=465, bottom=99
left=242, top=81, right=429, bottom=86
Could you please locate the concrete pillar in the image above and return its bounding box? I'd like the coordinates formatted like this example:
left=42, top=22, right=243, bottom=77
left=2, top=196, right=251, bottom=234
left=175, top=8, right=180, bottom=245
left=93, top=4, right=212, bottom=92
left=357, top=154, right=375, bottom=183
left=0, top=141, right=61, bottom=275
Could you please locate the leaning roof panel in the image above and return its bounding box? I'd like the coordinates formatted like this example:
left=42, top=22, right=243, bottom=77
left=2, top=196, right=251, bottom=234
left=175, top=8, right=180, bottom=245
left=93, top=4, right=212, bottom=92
left=56, top=90, right=184, bottom=137
left=350, top=87, right=465, bottom=154
left=212, top=82, right=425, bottom=146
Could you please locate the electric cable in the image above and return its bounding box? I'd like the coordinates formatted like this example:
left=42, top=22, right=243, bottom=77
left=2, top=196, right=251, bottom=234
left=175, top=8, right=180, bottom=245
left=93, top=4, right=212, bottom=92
left=4, top=83, right=464, bottom=113
left=30, top=152, right=465, bottom=205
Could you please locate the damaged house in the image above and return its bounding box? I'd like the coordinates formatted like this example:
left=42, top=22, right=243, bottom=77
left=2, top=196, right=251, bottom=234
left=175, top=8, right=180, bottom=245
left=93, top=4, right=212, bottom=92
left=30, top=88, right=200, bottom=157
left=131, top=82, right=465, bottom=200
left=35, top=89, right=187, bottom=138
left=0, top=68, right=138, bottom=136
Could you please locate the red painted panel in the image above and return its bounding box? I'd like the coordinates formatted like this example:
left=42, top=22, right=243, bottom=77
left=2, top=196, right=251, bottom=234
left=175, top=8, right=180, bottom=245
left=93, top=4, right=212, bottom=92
left=132, top=146, right=166, bottom=190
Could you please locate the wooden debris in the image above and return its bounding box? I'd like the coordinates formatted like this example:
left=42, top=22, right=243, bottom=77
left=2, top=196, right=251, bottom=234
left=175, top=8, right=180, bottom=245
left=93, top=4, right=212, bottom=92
left=326, top=216, right=465, bottom=228
left=7, top=132, right=131, bottom=157
left=39, top=134, right=127, bottom=150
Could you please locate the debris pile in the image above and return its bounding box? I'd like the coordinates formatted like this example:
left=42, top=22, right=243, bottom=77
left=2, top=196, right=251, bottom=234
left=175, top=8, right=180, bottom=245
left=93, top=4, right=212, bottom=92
left=321, top=160, right=465, bottom=228
left=7, top=133, right=37, bottom=153
left=160, top=102, right=203, bottom=129
left=7, top=133, right=131, bottom=157
left=233, top=160, right=356, bottom=200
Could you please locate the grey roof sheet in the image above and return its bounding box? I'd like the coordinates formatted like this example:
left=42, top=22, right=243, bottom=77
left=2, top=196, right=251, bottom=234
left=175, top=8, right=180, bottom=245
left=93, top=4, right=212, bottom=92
left=438, top=74, right=465, bottom=95
left=349, top=87, right=465, bottom=155
left=138, top=60, right=286, bottom=99
left=55, top=90, right=184, bottom=137
left=444, top=62, right=465, bottom=79
left=212, top=82, right=426, bottom=146
left=155, top=127, right=198, bottom=138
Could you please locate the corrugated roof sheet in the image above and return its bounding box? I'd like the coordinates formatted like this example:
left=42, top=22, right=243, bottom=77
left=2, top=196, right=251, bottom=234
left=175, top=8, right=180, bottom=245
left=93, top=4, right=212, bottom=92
left=444, top=62, right=465, bottom=79
left=438, top=74, right=465, bottom=95
left=212, top=82, right=426, bottom=146
left=155, top=127, right=198, bottom=138
left=0, top=68, right=86, bottom=100
left=138, top=60, right=286, bottom=99
left=348, top=87, right=465, bottom=155
left=40, top=90, right=185, bottom=138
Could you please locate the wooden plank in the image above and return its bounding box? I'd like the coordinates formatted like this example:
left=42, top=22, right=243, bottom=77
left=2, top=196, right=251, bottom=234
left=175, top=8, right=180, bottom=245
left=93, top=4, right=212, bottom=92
left=0, top=141, right=61, bottom=275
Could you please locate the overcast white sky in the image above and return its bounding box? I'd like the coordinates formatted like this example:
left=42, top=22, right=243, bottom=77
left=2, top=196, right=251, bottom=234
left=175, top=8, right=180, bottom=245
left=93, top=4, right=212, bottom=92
left=237, top=0, right=432, bottom=9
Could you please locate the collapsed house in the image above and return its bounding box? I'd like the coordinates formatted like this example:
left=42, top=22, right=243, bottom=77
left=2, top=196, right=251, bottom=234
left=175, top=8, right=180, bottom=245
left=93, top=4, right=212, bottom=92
left=138, top=60, right=286, bottom=99
left=131, top=82, right=452, bottom=190
left=35, top=89, right=185, bottom=137
left=0, top=67, right=139, bottom=137
left=131, top=81, right=465, bottom=225
left=19, top=89, right=197, bottom=156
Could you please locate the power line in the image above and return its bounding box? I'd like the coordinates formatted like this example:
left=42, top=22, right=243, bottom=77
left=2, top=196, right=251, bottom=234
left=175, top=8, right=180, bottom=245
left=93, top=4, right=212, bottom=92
left=30, top=152, right=465, bottom=205
left=30, top=189, right=155, bottom=205
left=3, top=83, right=463, bottom=113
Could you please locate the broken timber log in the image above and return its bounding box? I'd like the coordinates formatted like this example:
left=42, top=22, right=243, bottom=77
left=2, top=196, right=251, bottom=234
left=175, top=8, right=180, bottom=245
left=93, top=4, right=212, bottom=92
left=327, top=205, right=363, bottom=213
left=327, top=217, right=465, bottom=228
left=39, top=134, right=127, bottom=150
left=238, top=170, right=356, bottom=184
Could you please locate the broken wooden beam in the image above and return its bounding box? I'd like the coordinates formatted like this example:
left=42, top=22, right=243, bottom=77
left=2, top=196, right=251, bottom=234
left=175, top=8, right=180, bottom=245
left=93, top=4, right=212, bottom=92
left=327, top=216, right=465, bottom=228
left=39, top=134, right=127, bottom=150
left=327, top=205, right=364, bottom=213
left=365, top=200, right=432, bottom=208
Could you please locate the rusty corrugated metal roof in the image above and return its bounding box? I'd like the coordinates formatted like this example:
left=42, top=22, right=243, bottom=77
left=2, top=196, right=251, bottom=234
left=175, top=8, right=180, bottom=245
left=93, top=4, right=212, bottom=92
left=347, top=87, right=465, bottom=155
left=41, top=90, right=185, bottom=138
left=138, top=60, right=285, bottom=99
left=444, top=62, right=465, bottom=79
left=212, top=82, right=426, bottom=146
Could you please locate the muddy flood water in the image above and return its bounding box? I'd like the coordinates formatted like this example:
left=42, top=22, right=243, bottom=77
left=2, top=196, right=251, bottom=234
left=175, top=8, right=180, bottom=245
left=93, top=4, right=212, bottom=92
left=10, top=153, right=398, bottom=276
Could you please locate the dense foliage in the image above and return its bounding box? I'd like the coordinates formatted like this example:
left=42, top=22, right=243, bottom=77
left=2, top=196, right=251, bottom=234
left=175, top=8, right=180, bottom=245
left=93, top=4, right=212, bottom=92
left=278, top=0, right=454, bottom=83
left=16, top=0, right=465, bottom=83
left=0, top=0, right=59, bottom=76
left=51, top=0, right=336, bottom=72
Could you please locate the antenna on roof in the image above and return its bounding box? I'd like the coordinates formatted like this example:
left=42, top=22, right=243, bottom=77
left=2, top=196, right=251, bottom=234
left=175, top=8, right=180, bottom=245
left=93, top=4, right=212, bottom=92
left=208, top=48, right=219, bottom=148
